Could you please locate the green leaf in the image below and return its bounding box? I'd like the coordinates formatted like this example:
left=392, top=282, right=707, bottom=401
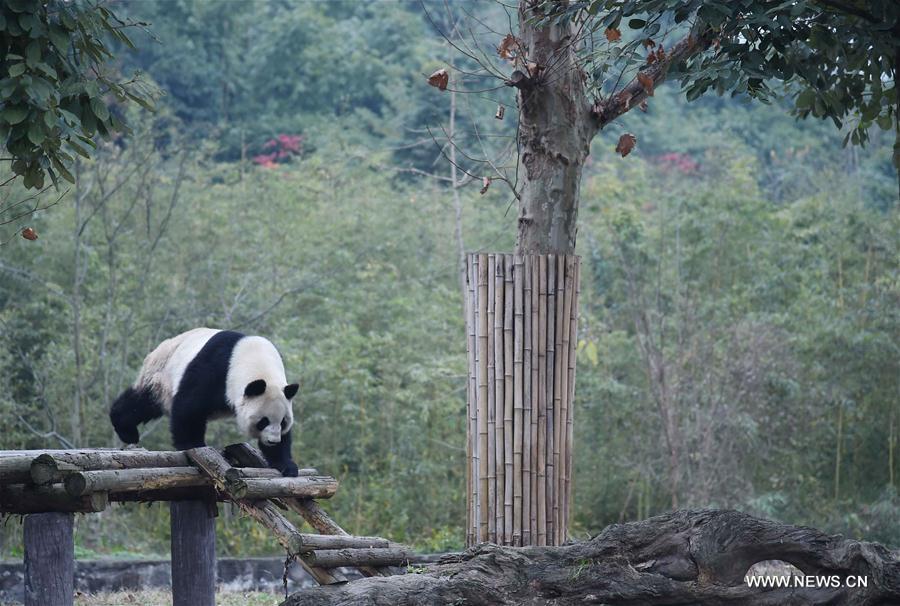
left=27, top=121, right=44, bottom=145
left=48, top=24, right=69, bottom=51
left=2, top=106, right=28, bottom=125
left=25, top=40, right=40, bottom=67
left=8, top=62, right=26, bottom=77
left=50, top=154, right=75, bottom=183
left=628, top=18, right=646, bottom=29
left=90, top=97, right=109, bottom=122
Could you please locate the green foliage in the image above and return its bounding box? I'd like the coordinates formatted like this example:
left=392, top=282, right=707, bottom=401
left=547, top=0, right=899, bottom=166
left=0, top=0, right=155, bottom=189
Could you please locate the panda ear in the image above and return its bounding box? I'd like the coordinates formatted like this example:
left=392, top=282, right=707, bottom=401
left=284, top=383, right=299, bottom=400
left=244, top=379, right=267, bottom=397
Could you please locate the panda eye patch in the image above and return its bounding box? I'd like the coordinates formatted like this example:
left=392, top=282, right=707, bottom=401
left=255, top=417, right=270, bottom=431
left=281, top=418, right=288, bottom=429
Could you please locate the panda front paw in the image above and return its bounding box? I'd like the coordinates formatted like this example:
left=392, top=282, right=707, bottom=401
left=280, top=461, right=299, bottom=477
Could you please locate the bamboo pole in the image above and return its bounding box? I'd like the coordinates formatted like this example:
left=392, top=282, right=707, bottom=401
left=523, top=255, right=534, bottom=546
left=536, top=255, right=547, bottom=545
left=551, top=255, right=564, bottom=543
left=556, top=256, right=572, bottom=543
left=503, top=255, right=514, bottom=544
left=487, top=254, right=497, bottom=544
left=476, top=255, right=489, bottom=543
left=493, top=254, right=505, bottom=543
left=546, top=255, right=557, bottom=544
left=565, top=259, right=580, bottom=530
left=465, top=255, right=478, bottom=545
left=512, top=255, right=524, bottom=546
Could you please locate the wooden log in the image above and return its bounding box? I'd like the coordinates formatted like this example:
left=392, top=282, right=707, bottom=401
left=512, top=254, right=524, bottom=547
left=536, top=255, right=547, bottom=546
left=240, top=477, right=338, bottom=500
left=0, top=484, right=107, bottom=514
left=223, top=444, right=381, bottom=579
left=307, top=547, right=424, bottom=568
left=186, top=447, right=345, bottom=585
left=24, top=512, right=74, bottom=606
left=523, top=255, right=534, bottom=546
left=0, top=456, right=44, bottom=484
left=475, top=255, right=489, bottom=543
left=224, top=466, right=319, bottom=481
left=503, top=254, right=514, bottom=545
left=64, top=467, right=208, bottom=496
left=170, top=500, right=216, bottom=606
left=295, top=534, right=390, bottom=552
left=31, top=449, right=189, bottom=478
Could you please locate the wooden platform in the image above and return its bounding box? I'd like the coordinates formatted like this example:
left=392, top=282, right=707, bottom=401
left=0, top=444, right=433, bottom=606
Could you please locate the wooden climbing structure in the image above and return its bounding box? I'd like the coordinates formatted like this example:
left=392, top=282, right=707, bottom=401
left=0, top=444, right=430, bottom=606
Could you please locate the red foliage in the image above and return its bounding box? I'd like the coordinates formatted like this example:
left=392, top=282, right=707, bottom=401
left=254, top=134, right=303, bottom=168
left=656, top=152, right=698, bottom=175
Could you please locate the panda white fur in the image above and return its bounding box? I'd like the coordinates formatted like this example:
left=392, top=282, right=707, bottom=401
left=110, top=328, right=300, bottom=476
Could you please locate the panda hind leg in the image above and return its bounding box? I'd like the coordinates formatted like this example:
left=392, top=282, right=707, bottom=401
left=110, top=386, right=163, bottom=444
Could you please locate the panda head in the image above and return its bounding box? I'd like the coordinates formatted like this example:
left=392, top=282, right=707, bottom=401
left=239, top=379, right=299, bottom=445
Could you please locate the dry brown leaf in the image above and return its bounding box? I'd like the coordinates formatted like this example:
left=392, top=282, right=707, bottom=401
left=656, top=46, right=666, bottom=62
left=638, top=72, right=654, bottom=96
left=21, top=227, right=38, bottom=241
left=427, top=69, right=449, bottom=91
left=495, top=105, right=505, bottom=120
left=642, top=38, right=657, bottom=48
left=480, top=176, right=491, bottom=195
left=605, top=27, right=621, bottom=42
left=525, top=60, right=542, bottom=76
left=497, top=34, right=521, bottom=61
left=615, top=133, right=637, bottom=157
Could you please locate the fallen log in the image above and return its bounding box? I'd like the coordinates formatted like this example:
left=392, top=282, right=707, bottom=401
left=280, top=509, right=900, bottom=606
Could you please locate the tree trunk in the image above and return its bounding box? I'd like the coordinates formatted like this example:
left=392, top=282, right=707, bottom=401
left=280, top=509, right=900, bottom=606
left=513, top=2, right=596, bottom=256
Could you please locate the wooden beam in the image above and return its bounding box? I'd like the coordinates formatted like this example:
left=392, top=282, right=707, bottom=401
left=0, top=484, right=107, bottom=514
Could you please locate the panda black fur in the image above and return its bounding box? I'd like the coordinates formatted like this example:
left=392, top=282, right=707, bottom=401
left=109, top=328, right=300, bottom=476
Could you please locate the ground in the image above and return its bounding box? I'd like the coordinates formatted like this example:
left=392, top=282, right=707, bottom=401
left=1, top=590, right=281, bottom=606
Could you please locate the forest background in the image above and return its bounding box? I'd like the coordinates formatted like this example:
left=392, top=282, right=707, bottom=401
left=0, top=0, right=897, bottom=558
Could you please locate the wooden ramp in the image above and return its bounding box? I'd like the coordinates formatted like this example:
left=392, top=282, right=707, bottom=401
left=0, top=444, right=434, bottom=605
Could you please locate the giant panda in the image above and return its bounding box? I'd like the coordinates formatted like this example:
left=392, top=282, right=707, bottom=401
left=109, top=328, right=300, bottom=476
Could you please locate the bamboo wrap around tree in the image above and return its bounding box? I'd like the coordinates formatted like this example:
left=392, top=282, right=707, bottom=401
left=465, top=253, right=580, bottom=546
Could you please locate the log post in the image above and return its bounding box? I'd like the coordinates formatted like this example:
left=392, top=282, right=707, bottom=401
left=465, top=253, right=580, bottom=546
left=24, top=512, right=74, bottom=606
left=170, top=500, right=216, bottom=606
